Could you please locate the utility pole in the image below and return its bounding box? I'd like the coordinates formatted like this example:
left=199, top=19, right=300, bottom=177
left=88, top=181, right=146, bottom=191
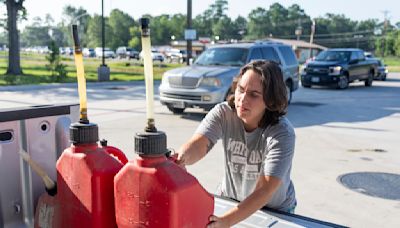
left=381, top=10, right=390, bottom=57
left=309, top=19, right=316, bottom=59
left=97, top=0, right=110, bottom=81
left=295, top=18, right=303, bottom=40
left=186, top=0, right=192, bottom=65
left=101, top=0, right=105, bottom=66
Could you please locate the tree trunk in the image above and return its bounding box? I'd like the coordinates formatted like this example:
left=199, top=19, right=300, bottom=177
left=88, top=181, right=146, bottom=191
left=6, top=0, right=23, bottom=75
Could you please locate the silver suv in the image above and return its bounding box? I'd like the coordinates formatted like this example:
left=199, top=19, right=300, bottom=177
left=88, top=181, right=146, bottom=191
left=159, top=41, right=299, bottom=114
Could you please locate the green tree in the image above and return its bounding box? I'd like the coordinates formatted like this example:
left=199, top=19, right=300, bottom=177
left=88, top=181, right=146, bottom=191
left=193, top=0, right=228, bottom=39
left=46, top=40, right=67, bottom=81
left=169, top=14, right=186, bottom=41
left=355, top=19, right=378, bottom=51
left=0, top=32, right=7, bottom=45
left=267, top=3, right=289, bottom=36
left=394, top=30, right=400, bottom=57
left=2, top=0, right=26, bottom=75
left=128, top=26, right=141, bottom=50
left=314, top=14, right=359, bottom=48
left=151, top=14, right=172, bottom=45
left=61, top=5, right=90, bottom=46
left=86, top=14, right=112, bottom=48
left=287, top=4, right=311, bottom=38
left=232, top=16, right=247, bottom=40
left=384, top=31, right=397, bottom=56
left=209, top=0, right=228, bottom=22
left=108, top=9, right=134, bottom=49
left=193, top=10, right=213, bottom=37
left=21, top=16, right=51, bottom=47
left=212, top=16, right=233, bottom=41
left=247, top=7, right=270, bottom=39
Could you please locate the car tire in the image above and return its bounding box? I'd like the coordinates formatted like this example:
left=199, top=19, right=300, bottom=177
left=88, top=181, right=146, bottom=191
left=337, top=75, right=349, bottom=89
left=381, top=74, right=387, bottom=81
left=167, top=106, right=185, bottom=114
left=302, top=84, right=311, bottom=88
left=365, top=72, right=373, bottom=87
left=286, top=81, right=292, bottom=104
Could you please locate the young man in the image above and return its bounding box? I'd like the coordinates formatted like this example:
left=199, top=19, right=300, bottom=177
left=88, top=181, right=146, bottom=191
left=177, top=60, right=296, bottom=227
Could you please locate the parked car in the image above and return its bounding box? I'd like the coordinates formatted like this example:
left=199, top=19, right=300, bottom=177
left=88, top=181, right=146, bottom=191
left=95, top=47, right=116, bottom=58
left=59, top=47, right=66, bottom=55
left=368, top=58, right=388, bottom=80
left=301, top=48, right=377, bottom=89
left=139, top=49, right=164, bottom=62
left=159, top=41, right=299, bottom=114
left=116, top=46, right=139, bottom=59
left=165, top=48, right=184, bottom=63
left=82, top=48, right=95, bottom=57
left=64, top=47, right=73, bottom=56
left=180, top=50, right=188, bottom=62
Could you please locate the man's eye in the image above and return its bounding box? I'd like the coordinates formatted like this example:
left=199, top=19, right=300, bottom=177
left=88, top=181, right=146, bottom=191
left=250, top=93, right=260, bottom=98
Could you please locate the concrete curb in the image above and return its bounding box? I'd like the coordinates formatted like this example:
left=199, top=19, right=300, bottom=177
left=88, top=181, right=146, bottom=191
left=0, top=80, right=157, bottom=92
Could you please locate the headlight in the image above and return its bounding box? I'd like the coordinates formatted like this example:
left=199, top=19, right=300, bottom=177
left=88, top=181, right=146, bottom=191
left=300, top=65, right=307, bottom=75
left=329, top=66, right=342, bottom=75
left=200, top=77, right=221, bottom=87
left=385, top=69, right=389, bottom=73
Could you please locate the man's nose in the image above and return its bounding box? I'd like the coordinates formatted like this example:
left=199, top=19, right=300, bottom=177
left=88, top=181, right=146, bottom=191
left=241, top=91, right=251, bottom=103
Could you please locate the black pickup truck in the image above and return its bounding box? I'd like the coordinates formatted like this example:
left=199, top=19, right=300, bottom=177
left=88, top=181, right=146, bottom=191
left=301, top=48, right=377, bottom=89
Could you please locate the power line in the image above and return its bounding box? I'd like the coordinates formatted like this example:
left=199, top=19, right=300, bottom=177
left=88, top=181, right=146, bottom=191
left=275, top=29, right=375, bottom=39
left=314, top=36, right=378, bottom=45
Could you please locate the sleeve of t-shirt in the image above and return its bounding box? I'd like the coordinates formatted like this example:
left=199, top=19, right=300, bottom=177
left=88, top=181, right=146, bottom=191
left=263, top=122, right=295, bottom=180
left=194, top=103, right=225, bottom=146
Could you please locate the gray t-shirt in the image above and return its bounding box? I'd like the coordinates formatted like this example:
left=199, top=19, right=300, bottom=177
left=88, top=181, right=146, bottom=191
left=195, top=102, right=296, bottom=211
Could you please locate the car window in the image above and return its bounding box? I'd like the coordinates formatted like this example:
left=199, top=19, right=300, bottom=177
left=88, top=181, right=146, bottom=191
left=248, top=48, right=263, bottom=62
left=316, top=51, right=350, bottom=62
left=278, top=46, right=297, bottom=65
left=357, top=51, right=365, bottom=60
left=194, top=48, right=248, bottom=66
left=350, top=51, right=358, bottom=61
left=261, top=47, right=281, bottom=64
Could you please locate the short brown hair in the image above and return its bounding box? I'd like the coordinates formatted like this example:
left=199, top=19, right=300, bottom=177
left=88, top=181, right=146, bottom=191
left=228, top=60, right=288, bottom=127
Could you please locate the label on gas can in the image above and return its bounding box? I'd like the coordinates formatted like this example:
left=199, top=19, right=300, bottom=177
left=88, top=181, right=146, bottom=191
left=38, top=203, right=54, bottom=228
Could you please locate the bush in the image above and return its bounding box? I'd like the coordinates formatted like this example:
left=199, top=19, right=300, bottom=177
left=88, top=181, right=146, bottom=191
left=46, top=40, right=68, bottom=82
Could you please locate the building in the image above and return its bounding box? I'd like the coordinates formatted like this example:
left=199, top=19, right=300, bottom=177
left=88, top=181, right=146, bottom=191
left=170, top=38, right=327, bottom=64
left=264, top=38, right=327, bottom=63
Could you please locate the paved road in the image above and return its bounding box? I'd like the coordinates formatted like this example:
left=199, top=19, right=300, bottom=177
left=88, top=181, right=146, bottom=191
left=1, top=73, right=400, bottom=227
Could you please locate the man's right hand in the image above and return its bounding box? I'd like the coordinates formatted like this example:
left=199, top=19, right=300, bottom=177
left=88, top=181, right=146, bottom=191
left=170, top=153, right=187, bottom=170
left=174, top=133, right=210, bottom=166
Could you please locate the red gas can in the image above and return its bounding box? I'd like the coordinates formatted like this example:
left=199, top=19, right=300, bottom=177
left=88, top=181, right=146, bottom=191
left=114, top=131, right=214, bottom=228
left=55, top=122, right=126, bottom=228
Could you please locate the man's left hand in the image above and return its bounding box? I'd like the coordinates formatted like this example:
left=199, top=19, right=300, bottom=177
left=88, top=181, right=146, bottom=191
left=207, top=215, right=230, bottom=228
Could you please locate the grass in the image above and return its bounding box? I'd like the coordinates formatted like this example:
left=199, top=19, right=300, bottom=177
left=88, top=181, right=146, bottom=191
left=0, top=51, right=182, bottom=86
left=1, top=51, right=400, bottom=86
left=382, top=56, right=400, bottom=72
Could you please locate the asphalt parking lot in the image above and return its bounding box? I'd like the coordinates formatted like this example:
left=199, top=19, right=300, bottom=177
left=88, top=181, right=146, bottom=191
left=1, top=73, right=399, bottom=227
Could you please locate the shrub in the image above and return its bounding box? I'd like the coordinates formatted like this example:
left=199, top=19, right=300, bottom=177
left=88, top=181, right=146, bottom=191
left=46, top=41, right=68, bottom=82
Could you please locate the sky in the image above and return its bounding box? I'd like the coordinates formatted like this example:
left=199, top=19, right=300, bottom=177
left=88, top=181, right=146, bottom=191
left=2, top=0, right=400, bottom=29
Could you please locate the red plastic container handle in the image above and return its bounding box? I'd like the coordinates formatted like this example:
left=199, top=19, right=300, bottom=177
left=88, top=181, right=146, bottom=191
left=103, top=146, right=128, bottom=165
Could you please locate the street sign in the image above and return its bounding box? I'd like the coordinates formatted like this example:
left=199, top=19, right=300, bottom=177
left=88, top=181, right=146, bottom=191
left=184, top=29, right=197, bottom=40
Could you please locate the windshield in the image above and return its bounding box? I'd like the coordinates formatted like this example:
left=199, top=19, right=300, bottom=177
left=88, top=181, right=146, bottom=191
left=194, top=47, right=248, bottom=66
left=315, top=51, right=350, bottom=62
